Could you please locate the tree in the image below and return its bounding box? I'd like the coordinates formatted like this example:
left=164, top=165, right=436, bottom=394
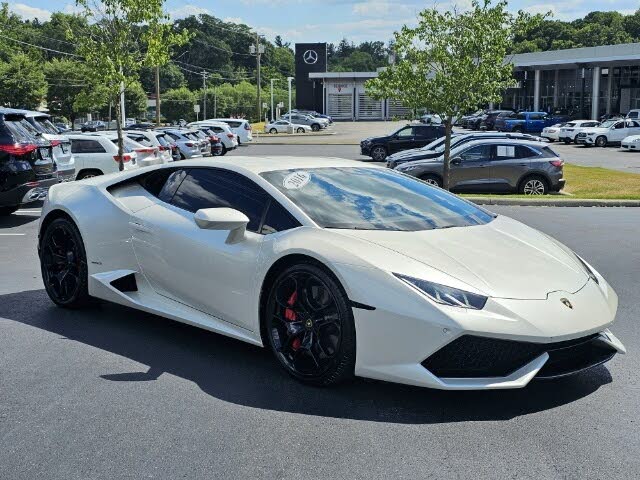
left=366, top=0, right=545, bottom=190
left=161, top=87, right=196, bottom=122
left=140, top=63, right=186, bottom=92
left=70, top=0, right=188, bottom=170
left=0, top=53, right=47, bottom=108
left=125, top=82, right=149, bottom=119
left=44, top=59, right=91, bottom=128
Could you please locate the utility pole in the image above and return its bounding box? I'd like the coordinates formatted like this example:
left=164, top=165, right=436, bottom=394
left=155, top=66, right=161, bottom=126
left=214, top=85, right=217, bottom=118
left=270, top=79, right=275, bottom=122
left=287, top=76, right=293, bottom=133
left=202, top=71, right=208, bottom=120
left=250, top=34, right=265, bottom=122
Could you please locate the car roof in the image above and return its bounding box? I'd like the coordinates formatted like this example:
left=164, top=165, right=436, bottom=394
left=172, top=156, right=382, bottom=175
left=454, top=138, right=549, bottom=150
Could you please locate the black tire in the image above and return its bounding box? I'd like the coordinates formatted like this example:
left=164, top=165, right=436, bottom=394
left=76, top=169, right=103, bottom=180
left=595, top=136, right=608, bottom=148
left=296, top=127, right=305, bottom=133
left=512, top=127, right=523, bottom=133
left=269, top=128, right=277, bottom=134
left=180, top=152, right=186, bottom=160
left=220, top=144, right=228, bottom=156
left=519, top=175, right=549, bottom=195
left=563, top=138, right=571, bottom=145
left=370, top=145, right=387, bottom=162
left=547, top=139, right=555, bottom=143
left=574, top=134, right=580, bottom=144
left=0, top=206, right=19, bottom=216
left=40, top=217, right=92, bottom=308
left=265, top=262, right=356, bottom=387
left=419, top=174, right=443, bottom=187
left=311, top=123, right=320, bottom=132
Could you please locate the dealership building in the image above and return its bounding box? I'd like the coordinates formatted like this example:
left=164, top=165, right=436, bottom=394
left=295, top=42, right=640, bottom=120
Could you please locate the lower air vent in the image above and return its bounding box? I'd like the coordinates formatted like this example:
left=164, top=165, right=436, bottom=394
left=110, top=273, right=138, bottom=292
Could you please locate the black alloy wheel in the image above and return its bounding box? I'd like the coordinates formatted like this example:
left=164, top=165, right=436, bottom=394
left=296, top=127, right=305, bottom=133
left=371, top=146, right=387, bottom=162
left=269, top=128, right=277, bottom=134
left=311, top=124, right=320, bottom=131
left=265, top=264, right=356, bottom=386
left=40, top=218, right=91, bottom=307
left=595, top=136, right=608, bottom=148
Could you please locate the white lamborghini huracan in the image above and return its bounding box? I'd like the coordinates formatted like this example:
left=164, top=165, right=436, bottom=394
left=37, top=157, right=625, bottom=389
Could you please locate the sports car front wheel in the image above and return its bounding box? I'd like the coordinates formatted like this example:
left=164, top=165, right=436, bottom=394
left=40, top=217, right=92, bottom=308
left=265, top=263, right=356, bottom=386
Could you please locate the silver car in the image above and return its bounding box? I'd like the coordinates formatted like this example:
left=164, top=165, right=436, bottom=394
left=158, top=128, right=203, bottom=159
left=395, top=139, right=565, bottom=195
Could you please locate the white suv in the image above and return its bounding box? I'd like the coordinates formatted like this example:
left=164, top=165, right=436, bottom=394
left=558, top=120, right=600, bottom=144
left=67, top=134, right=139, bottom=179
left=198, top=118, right=252, bottom=144
left=577, top=119, right=640, bottom=147
left=187, top=121, right=238, bottom=154
left=124, top=129, right=174, bottom=163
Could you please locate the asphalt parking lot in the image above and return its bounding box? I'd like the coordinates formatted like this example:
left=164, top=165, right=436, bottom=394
left=1, top=148, right=639, bottom=479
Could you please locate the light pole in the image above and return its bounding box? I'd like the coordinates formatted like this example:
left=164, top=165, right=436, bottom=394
left=202, top=71, right=208, bottom=120
left=250, top=36, right=265, bottom=122
left=270, top=79, right=275, bottom=121
left=287, top=76, right=294, bottom=134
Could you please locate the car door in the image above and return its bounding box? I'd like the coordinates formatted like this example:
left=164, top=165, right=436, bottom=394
left=389, top=126, right=415, bottom=153
left=412, top=126, right=439, bottom=148
left=449, top=144, right=493, bottom=191
left=130, top=168, right=269, bottom=331
left=529, top=113, right=547, bottom=132
left=624, top=120, right=640, bottom=139
left=490, top=144, right=534, bottom=192
left=609, top=121, right=627, bottom=142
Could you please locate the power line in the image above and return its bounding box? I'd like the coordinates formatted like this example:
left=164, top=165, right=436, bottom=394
left=192, top=38, right=255, bottom=57
left=0, top=34, right=82, bottom=57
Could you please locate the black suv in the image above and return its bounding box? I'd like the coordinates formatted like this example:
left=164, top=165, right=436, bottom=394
left=360, top=124, right=445, bottom=161
left=0, top=110, right=57, bottom=215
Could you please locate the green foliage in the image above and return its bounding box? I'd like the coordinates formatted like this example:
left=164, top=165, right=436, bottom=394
left=366, top=0, right=544, bottom=189
left=125, top=82, right=149, bottom=119
left=0, top=53, right=47, bottom=108
left=162, top=87, right=196, bottom=122
left=140, top=63, right=186, bottom=93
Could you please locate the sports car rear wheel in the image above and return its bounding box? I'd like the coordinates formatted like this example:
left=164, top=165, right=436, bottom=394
left=265, top=263, right=355, bottom=386
left=40, top=218, right=91, bottom=308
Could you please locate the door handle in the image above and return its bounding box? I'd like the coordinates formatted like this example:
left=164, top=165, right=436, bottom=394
left=129, top=221, right=153, bottom=234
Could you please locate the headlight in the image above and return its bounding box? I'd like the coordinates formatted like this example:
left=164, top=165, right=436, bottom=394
left=633, top=138, right=640, bottom=143
left=395, top=274, right=487, bottom=309
left=574, top=254, right=599, bottom=284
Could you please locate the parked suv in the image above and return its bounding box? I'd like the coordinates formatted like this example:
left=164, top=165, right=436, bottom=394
left=479, top=110, right=513, bottom=131
left=186, top=122, right=237, bottom=154
left=280, top=113, right=328, bottom=131
left=386, top=131, right=542, bottom=168
left=0, top=110, right=57, bottom=215
left=558, top=120, right=600, bottom=144
left=200, top=118, right=253, bottom=144
left=67, top=133, right=140, bottom=179
left=361, top=124, right=446, bottom=161
left=577, top=119, right=640, bottom=147
left=395, top=139, right=565, bottom=195
left=17, top=110, right=75, bottom=182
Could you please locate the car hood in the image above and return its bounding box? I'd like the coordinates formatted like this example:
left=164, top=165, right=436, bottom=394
left=335, top=215, right=588, bottom=300
left=390, top=149, right=440, bottom=162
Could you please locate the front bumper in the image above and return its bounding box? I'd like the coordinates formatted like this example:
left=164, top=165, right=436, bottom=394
left=0, top=175, right=59, bottom=208
left=57, top=168, right=76, bottom=183
left=621, top=141, right=640, bottom=150
left=347, top=269, right=623, bottom=390
left=360, top=143, right=372, bottom=156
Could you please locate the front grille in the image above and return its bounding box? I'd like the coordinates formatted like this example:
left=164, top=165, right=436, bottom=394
left=577, top=132, right=587, bottom=138
left=421, top=333, right=613, bottom=379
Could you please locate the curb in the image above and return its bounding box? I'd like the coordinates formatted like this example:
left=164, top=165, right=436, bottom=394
left=465, top=197, right=640, bottom=207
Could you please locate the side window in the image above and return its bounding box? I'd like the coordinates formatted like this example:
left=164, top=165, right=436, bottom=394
left=71, top=139, right=106, bottom=154
left=515, top=145, right=537, bottom=158
left=460, top=145, right=491, bottom=162
left=494, top=145, right=516, bottom=160
left=516, top=113, right=526, bottom=120
left=530, top=113, right=545, bottom=120
left=141, top=169, right=185, bottom=200
left=395, top=127, right=413, bottom=138
left=261, top=200, right=301, bottom=235
left=584, top=122, right=598, bottom=127
left=171, top=169, right=268, bottom=233
left=412, top=126, right=434, bottom=138
left=166, top=132, right=179, bottom=141
left=613, top=122, right=624, bottom=129
left=628, top=111, right=639, bottom=119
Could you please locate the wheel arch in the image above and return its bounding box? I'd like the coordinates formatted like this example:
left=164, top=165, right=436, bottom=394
left=258, top=253, right=352, bottom=346
left=76, top=168, right=104, bottom=179
left=38, top=209, right=78, bottom=250
left=517, top=171, right=551, bottom=192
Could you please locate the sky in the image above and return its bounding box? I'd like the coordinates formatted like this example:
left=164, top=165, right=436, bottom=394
left=7, top=0, right=639, bottom=45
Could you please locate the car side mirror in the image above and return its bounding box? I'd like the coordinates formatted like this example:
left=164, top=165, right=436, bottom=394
left=450, top=157, right=462, bottom=165
left=194, top=208, right=249, bottom=244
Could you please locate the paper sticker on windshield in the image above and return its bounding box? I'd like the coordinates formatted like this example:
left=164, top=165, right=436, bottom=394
left=283, top=171, right=311, bottom=190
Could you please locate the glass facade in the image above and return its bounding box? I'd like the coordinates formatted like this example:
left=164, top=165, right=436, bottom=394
left=497, top=65, right=640, bottom=117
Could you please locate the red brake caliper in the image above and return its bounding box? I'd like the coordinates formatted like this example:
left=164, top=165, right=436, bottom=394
left=285, top=291, right=302, bottom=351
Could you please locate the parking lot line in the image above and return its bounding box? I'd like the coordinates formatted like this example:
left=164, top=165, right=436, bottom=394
left=0, top=233, right=26, bottom=236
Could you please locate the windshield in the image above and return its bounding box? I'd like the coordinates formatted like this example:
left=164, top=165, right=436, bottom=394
left=260, top=167, right=495, bottom=231
left=600, top=120, right=616, bottom=128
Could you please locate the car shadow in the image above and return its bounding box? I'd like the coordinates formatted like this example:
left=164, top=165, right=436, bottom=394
left=0, top=214, right=40, bottom=228
left=0, top=289, right=613, bottom=425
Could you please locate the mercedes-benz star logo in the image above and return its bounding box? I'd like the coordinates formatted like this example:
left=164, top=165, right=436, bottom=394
left=560, top=298, right=573, bottom=309
left=303, top=49, right=318, bottom=65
